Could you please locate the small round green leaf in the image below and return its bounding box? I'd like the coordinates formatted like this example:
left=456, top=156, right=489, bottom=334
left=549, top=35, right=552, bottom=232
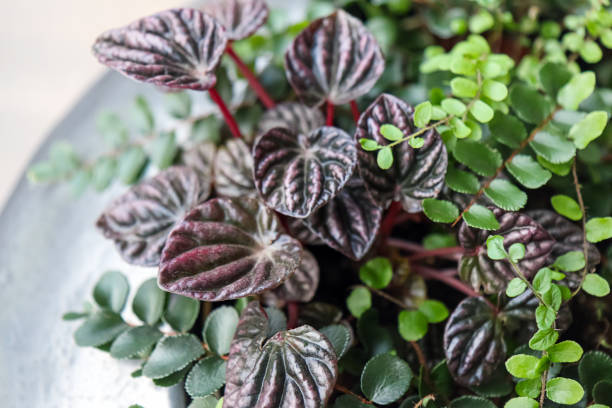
left=489, top=112, right=526, bottom=148
left=504, top=397, right=538, bottom=408
left=528, top=328, right=558, bottom=351
left=464, top=205, right=500, bottom=230
left=505, top=354, right=543, bottom=379
left=548, top=340, right=583, bottom=363
left=361, top=353, right=413, bottom=404
left=110, top=325, right=163, bottom=359
left=423, top=198, right=460, bottom=223
left=557, top=71, right=596, bottom=111
left=142, top=334, right=205, bottom=379
left=188, top=396, right=219, bottom=408
left=551, top=195, right=582, bottom=221
left=482, top=80, right=508, bottom=101
left=553, top=251, right=585, bottom=272
left=484, top=179, right=527, bottom=211
left=414, top=101, right=433, bottom=128
left=486, top=235, right=506, bottom=260
left=185, top=356, right=227, bottom=398
left=74, top=311, right=129, bottom=347
left=359, top=257, right=393, bottom=289
left=446, top=167, right=480, bottom=194
left=470, top=100, right=494, bottom=123
left=203, top=306, right=239, bottom=356
left=380, top=124, right=404, bottom=142
left=454, top=140, right=502, bottom=177
left=377, top=147, right=394, bottom=170
left=93, top=271, right=129, bottom=313
left=509, top=84, right=554, bottom=124
left=347, top=286, right=372, bottom=318
left=546, top=377, right=584, bottom=405
left=586, top=217, right=612, bottom=243
left=569, top=111, right=609, bottom=149
left=398, top=309, right=429, bottom=341
left=132, top=278, right=166, bottom=326
left=418, top=300, right=449, bottom=323
left=506, top=155, right=551, bottom=189
left=593, top=380, right=612, bottom=406
left=451, top=78, right=479, bottom=98
left=442, top=98, right=467, bottom=116
left=583, top=274, right=611, bottom=297
left=580, top=351, right=612, bottom=396
left=506, top=278, right=527, bottom=297
left=509, top=243, right=526, bottom=262
left=163, top=294, right=200, bottom=333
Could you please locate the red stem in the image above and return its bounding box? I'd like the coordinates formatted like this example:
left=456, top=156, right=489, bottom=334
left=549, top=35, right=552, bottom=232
left=326, top=101, right=334, bottom=126
left=350, top=100, right=360, bottom=123
left=208, top=87, right=242, bottom=139
left=408, top=246, right=465, bottom=261
left=287, top=302, right=299, bottom=330
left=226, top=44, right=276, bottom=109
left=387, top=238, right=461, bottom=262
left=380, top=202, right=402, bottom=240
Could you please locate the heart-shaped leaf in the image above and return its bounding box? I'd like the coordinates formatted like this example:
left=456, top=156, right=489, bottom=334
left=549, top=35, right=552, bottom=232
left=159, top=197, right=303, bottom=301
left=286, top=217, right=325, bottom=245
left=262, top=250, right=320, bottom=306
left=180, top=142, right=216, bottom=182
left=214, top=139, right=257, bottom=198
left=202, top=0, right=268, bottom=41
left=444, top=297, right=506, bottom=387
left=92, top=9, right=228, bottom=90
left=355, top=94, right=448, bottom=212
left=458, top=208, right=555, bottom=294
left=258, top=102, right=325, bottom=136
left=97, top=166, right=209, bottom=266
left=253, top=126, right=357, bottom=218
left=302, top=175, right=382, bottom=260
left=285, top=10, right=385, bottom=106
left=236, top=325, right=338, bottom=407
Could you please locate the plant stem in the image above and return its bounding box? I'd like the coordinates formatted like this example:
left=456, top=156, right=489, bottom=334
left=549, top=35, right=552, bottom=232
left=408, top=246, right=465, bottom=261
left=508, top=257, right=547, bottom=306
left=570, top=159, right=590, bottom=298
left=412, top=265, right=493, bottom=307
left=350, top=100, right=360, bottom=123
left=380, top=202, right=403, bottom=240
left=451, top=105, right=561, bottom=227
left=334, top=384, right=372, bottom=405
left=376, top=118, right=450, bottom=150
left=208, top=87, right=243, bottom=139
left=287, top=301, right=299, bottom=330
left=326, top=101, right=334, bottom=126
left=387, top=238, right=462, bottom=262
left=539, top=368, right=548, bottom=408
left=369, top=286, right=408, bottom=308
left=225, top=44, right=276, bottom=109
left=411, top=341, right=430, bottom=385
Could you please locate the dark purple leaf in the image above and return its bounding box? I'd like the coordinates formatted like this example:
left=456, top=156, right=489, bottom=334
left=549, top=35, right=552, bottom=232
left=302, top=175, right=383, bottom=260
left=158, top=197, right=303, bottom=301
left=202, top=0, right=268, bottom=41
left=237, top=325, right=337, bottom=407
left=262, top=250, right=320, bottom=306
left=253, top=126, right=357, bottom=218
left=225, top=302, right=338, bottom=408
left=285, top=10, right=385, bottom=106
left=444, top=297, right=506, bottom=387
left=355, top=94, right=448, bottom=212
left=458, top=208, right=555, bottom=294
left=214, top=139, right=257, bottom=198
left=92, top=9, right=227, bottom=90
left=286, top=217, right=325, bottom=246
left=527, top=209, right=600, bottom=268
left=96, top=166, right=209, bottom=266
left=298, top=302, right=343, bottom=329
left=180, top=142, right=215, bottom=182
left=258, top=102, right=325, bottom=136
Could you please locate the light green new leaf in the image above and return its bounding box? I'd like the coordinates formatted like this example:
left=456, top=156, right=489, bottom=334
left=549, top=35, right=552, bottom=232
left=414, top=101, right=433, bottom=128
left=583, top=274, right=611, bottom=297
left=507, top=278, right=527, bottom=297
left=451, top=78, right=479, bottom=98
left=482, top=79, right=508, bottom=101
left=505, top=354, right=544, bottom=379
left=422, top=198, right=460, bottom=223
left=586, top=217, right=612, bottom=243
left=377, top=147, right=394, bottom=170
left=504, top=397, right=538, bottom=408
left=380, top=124, right=404, bottom=142
left=418, top=300, right=449, bottom=323
left=569, top=111, right=609, bottom=149
left=528, top=328, right=558, bottom=351
left=470, top=100, right=494, bottom=123
left=347, top=287, right=372, bottom=318
left=554, top=251, right=585, bottom=272
left=464, top=204, right=500, bottom=230
left=548, top=340, right=583, bottom=363
left=557, top=71, right=596, bottom=111
left=486, top=235, right=507, bottom=260
left=398, top=309, right=429, bottom=341
left=551, top=195, right=582, bottom=221
left=442, top=98, right=467, bottom=116
left=546, top=377, right=584, bottom=405
left=360, top=257, right=393, bottom=289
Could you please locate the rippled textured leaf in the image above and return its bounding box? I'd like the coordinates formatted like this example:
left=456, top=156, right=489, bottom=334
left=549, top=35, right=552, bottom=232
left=262, top=250, right=319, bottom=306
left=214, top=139, right=257, bottom=198
left=361, top=353, right=412, bottom=404
left=459, top=208, right=554, bottom=294
left=203, top=0, right=268, bottom=41
left=285, top=10, right=384, bottom=106
left=302, top=175, right=382, bottom=260
left=180, top=142, right=215, bottom=182
left=253, top=126, right=356, bottom=218
left=444, top=297, right=505, bottom=387
left=355, top=94, right=448, bottom=212
left=97, top=166, right=209, bottom=266
left=159, top=197, right=302, bottom=301
left=225, top=302, right=337, bottom=408
left=258, top=102, right=325, bottom=136
left=93, top=9, right=227, bottom=90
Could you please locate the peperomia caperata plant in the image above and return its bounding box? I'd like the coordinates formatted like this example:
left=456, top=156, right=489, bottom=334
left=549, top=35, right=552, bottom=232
left=31, top=0, right=612, bottom=406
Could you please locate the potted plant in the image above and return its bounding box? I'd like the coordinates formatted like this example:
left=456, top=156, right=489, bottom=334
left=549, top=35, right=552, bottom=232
left=29, top=0, right=612, bottom=407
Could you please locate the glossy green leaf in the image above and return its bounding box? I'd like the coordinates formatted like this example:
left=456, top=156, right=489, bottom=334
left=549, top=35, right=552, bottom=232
left=454, top=140, right=502, bottom=177
left=548, top=340, right=583, bottom=363
left=586, top=217, right=612, bottom=243
left=185, top=356, right=226, bottom=398
left=93, top=271, right=129, bottom=313
left=380, top=124, right=404, bottom=142
left=451, top=78, right=479, bottom=98
left=583, top=274, right=611, bottom=297
left=442, top=98, right=467, bottom=116
left=418, top=300, right=449, bottom=323
left=539, top=62, right=572, bottom=99
left=506, top=155, right=551, bottom=189
left=359, top=257, right=393, bottom=289
left=509, top=84, right=555, bottom=124
left=446, top=167, right=480, bottom=194
left=535, top=305, right=555, bottom=330
left=593, top=380, right=612, bottom=406
left=203, top=306, right=239, bottom=356
left=132, top=278, right=166, bottom=326
left=163, top=294, right=200, bottom=333
left=414, top=101, right=432, bottom=128
left=569, top=111, right=609, bottom=149
left=546, top=377, right=584, bottom=405
left=482, top=79, right=508, bottom=101
left=450, top=396, right=495, bottom=408
left=320, top=324, right=352, bottom=359
left=551, top=194, right=582, bottom=221
left=508, top=243, right=526, bottom=262
left=580, top=351, right=612, bottom=396
left=484, top=179, right=527, bottom=211
left=361, top=353, right=413, bottom=404
left=142, top=334, right=204, bottom=379
left=422, top=198, right=460, bottom=223
left=504, top=397, right=538, bottom=408
left=554, top=251, right=585, bottom=272
left=188, top=396, right=219, bottom=408
left=110, top=325, right=163, bottom=359
left=528, top=328, right=558, bottom=351
left=74, top=311, right=129, bottom=347
left=557, top=71, right=596, bottom=111
left=347, top=287, right=372, bottom=318
left=377, top=147, right=394, bottom=170
left=533, top=268, right=553, bottom=294
left=489, top=112, right=526, bottom=148
left=486, top=235, right=506, bottom=260
left=530, top=126, right=576, bottom=164
left=360, top=138, right=380, bottom=151
left=507, top=278, right=527, bottom=297
left=464, top=204, right=501, bottom=230
left=470, top=100, right=494, bottom=123
left=398, top=309, right=428, bottom=341
left=505, top=354, right=543, bottom=379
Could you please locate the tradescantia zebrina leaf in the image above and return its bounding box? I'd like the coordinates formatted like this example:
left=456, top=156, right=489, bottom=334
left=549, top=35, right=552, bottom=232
left=262, top=250, right=320, bottom=307
left=92, top=9, right=227, bottom=90
left=202, top=0, right=268, bottom=41
left=237, top=325, right=338, bottom=407
left=458, top=208, right=555, bottom=294
left=97, top=166, right=209, bottom=266
left=302, top=175, right=383, bottom=260
left=214, top=138, right=257, bottom=198
left=258, top=102, right=325, bottom=137
left=284, top=10, right=385, bottom=106
left=253, top=126, right=357, bottom=218
left=527, top=209, right=601, bottom=268
left=225, top=302, right=338, bottom=408
left=355, top=94, right=448, bottom=212
left=444, top=297, right=506, bottom=387
left=158, top=197, right=303, bottom=301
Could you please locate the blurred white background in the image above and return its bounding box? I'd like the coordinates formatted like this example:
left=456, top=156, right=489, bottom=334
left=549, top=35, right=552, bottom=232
left=0, top=0, right=182, bottom=207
